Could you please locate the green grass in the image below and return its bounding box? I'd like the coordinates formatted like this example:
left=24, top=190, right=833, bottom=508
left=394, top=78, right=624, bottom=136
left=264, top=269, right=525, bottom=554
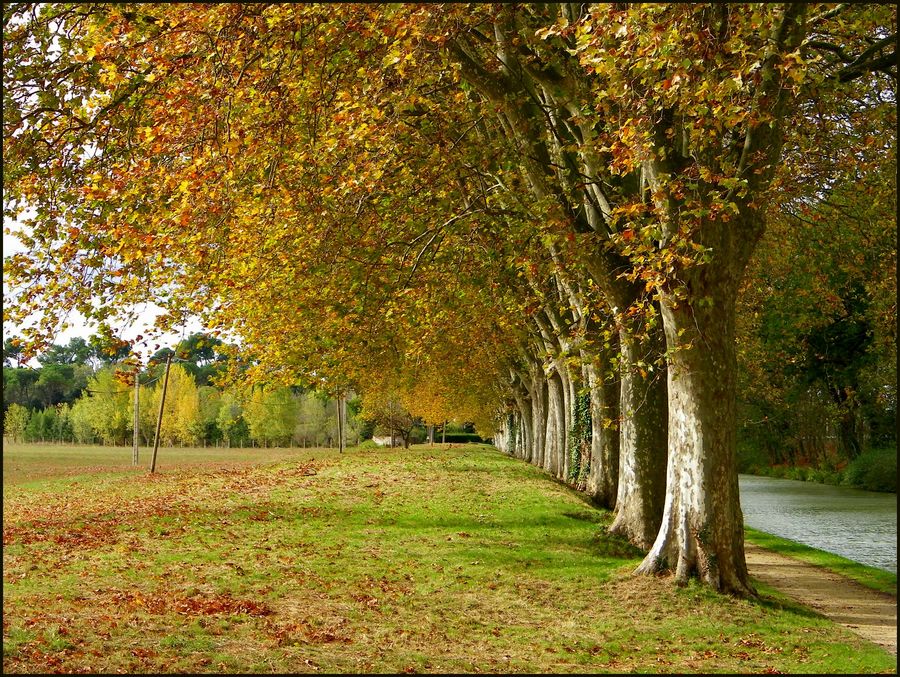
left=1, top=441, right=334, bottom=487
left=3, top=442, right=896, bottom=673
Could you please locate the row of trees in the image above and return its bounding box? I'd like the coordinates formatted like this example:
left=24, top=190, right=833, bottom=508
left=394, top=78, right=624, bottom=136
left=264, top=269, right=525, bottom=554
left=3, top=4, right=895, bottom=595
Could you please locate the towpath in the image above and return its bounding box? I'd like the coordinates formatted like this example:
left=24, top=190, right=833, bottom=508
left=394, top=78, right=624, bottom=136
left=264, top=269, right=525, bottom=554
left=745, top=543, right=897, bottom=656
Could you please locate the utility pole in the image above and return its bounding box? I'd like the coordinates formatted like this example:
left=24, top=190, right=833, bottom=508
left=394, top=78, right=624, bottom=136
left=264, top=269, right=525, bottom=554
left=132, top=366, right=140, bottom=466
left=336, top=394, right=345, bottom=454
left=150, top=353, right=172, bottom=474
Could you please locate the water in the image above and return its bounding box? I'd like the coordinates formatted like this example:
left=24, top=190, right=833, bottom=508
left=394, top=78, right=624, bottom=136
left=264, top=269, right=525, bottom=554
left=739, top=474, right=897, bottom=574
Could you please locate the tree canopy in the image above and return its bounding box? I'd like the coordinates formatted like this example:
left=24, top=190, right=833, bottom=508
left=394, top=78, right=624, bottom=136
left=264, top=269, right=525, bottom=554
left=3, top=2, right=895, bottom=595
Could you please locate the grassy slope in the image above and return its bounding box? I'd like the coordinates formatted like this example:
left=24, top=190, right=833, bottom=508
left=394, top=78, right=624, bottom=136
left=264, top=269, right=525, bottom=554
left=3, top=443, right=896, bottom=673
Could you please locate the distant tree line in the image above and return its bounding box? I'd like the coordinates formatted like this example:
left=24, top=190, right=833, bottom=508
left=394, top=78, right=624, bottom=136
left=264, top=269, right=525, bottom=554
left=2, top=332, right=485, bottom=449
left=1, top=332, right=370, bottom=448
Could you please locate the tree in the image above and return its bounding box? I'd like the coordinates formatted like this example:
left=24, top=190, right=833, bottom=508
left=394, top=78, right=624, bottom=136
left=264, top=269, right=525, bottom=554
left=88, top=333, right=131, bottom=367
left=738, top=160, right=897, bottom=467
left=38, top=337, right=92, bottom=366
left=24, top=407, right=53, bottom=442
left=173, top=333, right=226, bottom=386
left=3, top=338, right=25, bottom=368
left=50, top=403, right=74, bottom=442
left=4, top=403, right=30, bottom=443
left=34, top=363, right=75, bottom=408
left=3, top=367, right=41, bottom=411
left=216, top=391, right=244, bottom=448
left=79, top=367, right=131, bottom=445
left=69, top=397, right=96, bottom=444
left=243, top=386, right=299, bottom=447
left=294, top=392, right=334, bottom=448
left=3, top=2, right=894, bottom=595
left=361, top=388, right=419, bottom=449
left=197, top=385, right=223, bottom=444
left=141, top=364, right=199, bottom=446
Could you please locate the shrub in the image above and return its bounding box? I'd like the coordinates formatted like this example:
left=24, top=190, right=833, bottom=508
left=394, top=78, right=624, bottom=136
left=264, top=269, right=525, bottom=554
left=841, top=448, right=897, bottom=493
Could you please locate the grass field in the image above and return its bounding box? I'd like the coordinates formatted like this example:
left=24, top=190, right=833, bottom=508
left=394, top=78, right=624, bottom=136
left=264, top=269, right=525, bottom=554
left=3, top=442, right=896, bottom=673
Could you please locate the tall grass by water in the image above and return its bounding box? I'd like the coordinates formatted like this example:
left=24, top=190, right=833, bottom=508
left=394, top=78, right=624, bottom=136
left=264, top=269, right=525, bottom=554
left=3, top=442, right=895, bottom=673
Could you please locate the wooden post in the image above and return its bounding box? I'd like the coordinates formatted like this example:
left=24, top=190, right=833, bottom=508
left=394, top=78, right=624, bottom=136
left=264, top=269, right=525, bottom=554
left=336, top=396, right=344, bottom=454
left=150, top=354, right=172, bottom=474
left=132, top=369, right=140, bottom=466
left=442, top=421, right=446, bottom=445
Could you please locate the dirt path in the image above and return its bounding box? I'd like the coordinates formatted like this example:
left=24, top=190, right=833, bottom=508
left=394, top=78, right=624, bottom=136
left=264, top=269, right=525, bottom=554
left=745, top=543, right=897, bottom=656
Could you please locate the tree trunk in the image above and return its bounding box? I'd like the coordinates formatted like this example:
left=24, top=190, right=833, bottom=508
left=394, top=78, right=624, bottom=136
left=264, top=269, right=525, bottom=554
left=513, top=389, right=533, bottom=461
left=608, top=323, right=669, bottom=550
left=583, top=357, right=619, bottom=508
left=513, top=409, right=526, bottom=458
left=559, top=361, right=576, bottom=482
left=636, top=276, right=753, bottom=595
left=545, top=369, right=565, bottom=478
left=584, top=258, right=669, bottom=549
left=526, top=362, right=547, bottom=468
left=837, top=400, right=863, bottom=460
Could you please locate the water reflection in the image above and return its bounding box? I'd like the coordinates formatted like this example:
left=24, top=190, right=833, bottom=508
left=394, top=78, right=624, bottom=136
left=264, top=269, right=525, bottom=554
left=739, top=474, right=897, bottom=574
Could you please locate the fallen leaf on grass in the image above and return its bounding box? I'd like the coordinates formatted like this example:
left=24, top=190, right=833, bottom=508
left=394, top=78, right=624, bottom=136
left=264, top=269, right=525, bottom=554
left=107, top=590, right=271, bottom=617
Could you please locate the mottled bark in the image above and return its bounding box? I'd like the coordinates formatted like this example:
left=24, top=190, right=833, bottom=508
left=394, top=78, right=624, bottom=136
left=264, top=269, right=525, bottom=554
left=586, top=256, right=669, bottom=550
left=545, top=370, right=565, bottom=477
left=561, top=360, right=577, bottom=482
left=635, top=266, right=754, bottom=596
left=608, top=323, right=669, bottom=549
left=526, top=361, right=547, bottom=468
left=515, top=392, right=533, bottom=461
left=583, top=356, right=619, bottom=508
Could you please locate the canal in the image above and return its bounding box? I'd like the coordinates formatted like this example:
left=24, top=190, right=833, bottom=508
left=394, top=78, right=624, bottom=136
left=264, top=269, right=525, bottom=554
left=739, top=474, right=897, bottom=574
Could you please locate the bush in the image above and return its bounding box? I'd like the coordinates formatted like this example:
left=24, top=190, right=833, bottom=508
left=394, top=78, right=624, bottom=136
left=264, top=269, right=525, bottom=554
left=841, top=448, right=897, bottom=493
left=784, top=466, right=808, bottom=482
left=805, top=468, right=841, bottom=486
